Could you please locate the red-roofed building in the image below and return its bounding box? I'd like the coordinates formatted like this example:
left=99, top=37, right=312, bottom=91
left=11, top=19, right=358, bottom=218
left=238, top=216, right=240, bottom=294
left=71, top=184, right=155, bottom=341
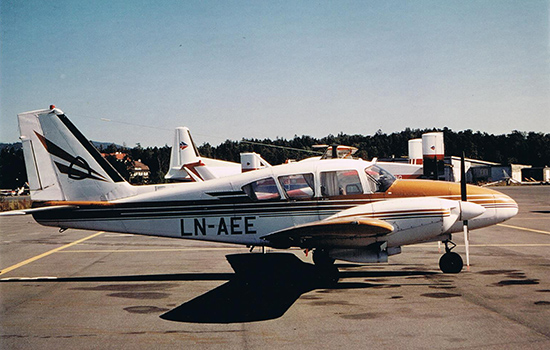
left=102, top=152, right=150, bottom=184
left=129, top=159, right=150, bottom=183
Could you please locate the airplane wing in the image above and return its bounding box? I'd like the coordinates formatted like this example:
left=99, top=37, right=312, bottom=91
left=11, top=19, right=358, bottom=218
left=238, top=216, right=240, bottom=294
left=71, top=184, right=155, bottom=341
left=262, top=217, right=394, bottom=248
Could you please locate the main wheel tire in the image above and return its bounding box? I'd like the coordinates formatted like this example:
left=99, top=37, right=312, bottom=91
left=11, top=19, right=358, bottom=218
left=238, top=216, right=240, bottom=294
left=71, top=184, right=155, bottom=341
left=315, top=264, right=340, bottom=286
left=312, top=249, right=335, bottom=267
left=439, top=252, right=464, bottom=274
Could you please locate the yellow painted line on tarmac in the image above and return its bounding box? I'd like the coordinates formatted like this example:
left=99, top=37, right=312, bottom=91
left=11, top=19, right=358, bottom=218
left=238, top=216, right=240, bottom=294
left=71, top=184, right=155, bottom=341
left=469, top=243, right=550, bottom=247
left=497, top=223, right=550, bottom=236
left=415, top=243, right=550, bottom=248
left=0, top=231, right=104, bottom=276
left=508, top=218, right=550, bottom=220
left=59, top=247, right=248, bottom=253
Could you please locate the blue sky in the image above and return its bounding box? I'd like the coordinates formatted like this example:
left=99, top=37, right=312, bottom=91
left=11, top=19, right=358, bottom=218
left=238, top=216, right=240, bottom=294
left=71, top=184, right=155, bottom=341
left=1, top=0, right=548, bottom=147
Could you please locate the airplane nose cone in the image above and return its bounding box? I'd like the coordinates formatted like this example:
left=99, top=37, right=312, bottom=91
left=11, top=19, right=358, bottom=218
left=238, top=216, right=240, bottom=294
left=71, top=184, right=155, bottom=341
left=459, top=201, right=486, bottom=221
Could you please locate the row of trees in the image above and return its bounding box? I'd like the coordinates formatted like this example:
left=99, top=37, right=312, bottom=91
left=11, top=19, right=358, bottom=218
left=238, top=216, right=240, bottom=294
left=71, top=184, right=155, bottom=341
left=1, top=128, right=549, bottom=189
left=199, top=128, right=550, bottom=167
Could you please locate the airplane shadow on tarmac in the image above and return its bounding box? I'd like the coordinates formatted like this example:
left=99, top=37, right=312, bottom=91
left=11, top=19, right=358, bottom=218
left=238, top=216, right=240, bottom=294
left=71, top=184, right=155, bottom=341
left=160, top=253, right=437, bottom=323
left=162, top=252, right=340, bottom=323
left=0, top=253, right=437, bottom=324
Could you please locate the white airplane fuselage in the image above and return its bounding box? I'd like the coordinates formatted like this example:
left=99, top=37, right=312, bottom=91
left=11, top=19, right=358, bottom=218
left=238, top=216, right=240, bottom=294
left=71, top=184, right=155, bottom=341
left=33, top=158, right=517, bottom=250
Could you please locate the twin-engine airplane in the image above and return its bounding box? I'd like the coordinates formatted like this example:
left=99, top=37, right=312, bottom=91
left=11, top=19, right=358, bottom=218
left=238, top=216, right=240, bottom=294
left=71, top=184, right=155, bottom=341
left=8, top=107, right=518, bottom=275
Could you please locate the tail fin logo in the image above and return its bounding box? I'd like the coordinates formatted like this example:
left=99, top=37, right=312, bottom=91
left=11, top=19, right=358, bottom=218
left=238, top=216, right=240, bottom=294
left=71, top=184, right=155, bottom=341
left=67, top=156, right=93, bottom=180
left=34, top=131, right=108, bottom=182
left=179, top=141, right=188, bottom=150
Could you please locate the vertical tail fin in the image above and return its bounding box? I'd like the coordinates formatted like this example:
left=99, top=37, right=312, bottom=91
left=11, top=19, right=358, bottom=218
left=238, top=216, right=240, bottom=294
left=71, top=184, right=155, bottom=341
left=165, top=127, right=205, bottom=181
left=18, top=107, right=136, bottom=201
left=165, top=127, right=240, bottom=181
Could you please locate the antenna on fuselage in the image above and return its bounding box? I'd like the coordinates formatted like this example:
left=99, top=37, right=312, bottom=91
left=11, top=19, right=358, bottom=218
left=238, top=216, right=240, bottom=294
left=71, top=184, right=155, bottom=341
left=332, top=144, right=339, bottom=159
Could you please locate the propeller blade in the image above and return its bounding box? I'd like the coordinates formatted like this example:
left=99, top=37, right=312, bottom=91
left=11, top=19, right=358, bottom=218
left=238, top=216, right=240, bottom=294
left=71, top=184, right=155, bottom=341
left=461, top=152, right=470, bottom=270
left=463, top=220, right=470, bottom=270
left=461, top=151, right=467, bottom=202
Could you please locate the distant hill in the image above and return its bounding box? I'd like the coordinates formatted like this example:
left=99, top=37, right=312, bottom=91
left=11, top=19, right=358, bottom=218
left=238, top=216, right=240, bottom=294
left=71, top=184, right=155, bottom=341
left=0, top=142, right=22, bottom=151
left=91, top=141, right=123, bottom=150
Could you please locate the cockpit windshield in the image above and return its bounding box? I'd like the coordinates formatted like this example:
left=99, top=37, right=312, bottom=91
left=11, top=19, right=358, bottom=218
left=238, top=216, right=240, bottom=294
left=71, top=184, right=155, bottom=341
left=364, top=165, right=396, bottom=193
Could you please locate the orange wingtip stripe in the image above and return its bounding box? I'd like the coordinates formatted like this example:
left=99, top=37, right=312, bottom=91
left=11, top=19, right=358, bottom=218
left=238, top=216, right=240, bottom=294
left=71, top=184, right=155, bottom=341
left=34, top=201, right=114, bottom=207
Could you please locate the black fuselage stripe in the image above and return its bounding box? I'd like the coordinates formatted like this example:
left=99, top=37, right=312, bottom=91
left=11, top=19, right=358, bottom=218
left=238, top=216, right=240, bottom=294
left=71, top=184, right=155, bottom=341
left=40, top=207, right=349, bottom=218
left=35, top=212, right=448, bottom=225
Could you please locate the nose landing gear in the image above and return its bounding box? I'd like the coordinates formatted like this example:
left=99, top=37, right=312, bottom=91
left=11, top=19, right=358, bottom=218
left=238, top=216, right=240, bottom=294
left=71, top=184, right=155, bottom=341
left=439, top=240, right=464, bottom=273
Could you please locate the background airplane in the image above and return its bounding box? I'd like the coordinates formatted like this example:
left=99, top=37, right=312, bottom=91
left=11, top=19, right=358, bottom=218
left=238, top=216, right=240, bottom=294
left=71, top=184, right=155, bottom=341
left=165, top=127, right=423, bottom=182
left=164, top=126, right=271, bottom=182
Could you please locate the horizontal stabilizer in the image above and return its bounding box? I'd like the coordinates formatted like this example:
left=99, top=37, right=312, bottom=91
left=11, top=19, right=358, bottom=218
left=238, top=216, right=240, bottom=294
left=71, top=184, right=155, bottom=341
left=0, top=205, right=77, bottom=216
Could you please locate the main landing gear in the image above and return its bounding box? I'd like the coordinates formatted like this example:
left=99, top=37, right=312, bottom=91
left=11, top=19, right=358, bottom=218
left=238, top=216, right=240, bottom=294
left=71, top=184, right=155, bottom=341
left=312, top=249, right=339, bottom=285
left=312, top=249, right=335, bottom=267
left=439, top=240, right=464, bottom=274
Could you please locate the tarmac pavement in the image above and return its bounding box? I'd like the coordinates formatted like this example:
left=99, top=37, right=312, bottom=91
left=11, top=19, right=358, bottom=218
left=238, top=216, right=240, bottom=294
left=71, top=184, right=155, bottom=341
left=1, top=186, right=549, bottom=349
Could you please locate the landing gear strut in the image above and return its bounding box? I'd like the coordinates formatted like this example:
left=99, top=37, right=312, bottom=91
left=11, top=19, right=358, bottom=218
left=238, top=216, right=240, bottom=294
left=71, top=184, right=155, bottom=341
left=312, top=249, right=335, bottom=267
left=312, top=249, right=339, bottom=285
left=439, top=240, right=464, bottom=274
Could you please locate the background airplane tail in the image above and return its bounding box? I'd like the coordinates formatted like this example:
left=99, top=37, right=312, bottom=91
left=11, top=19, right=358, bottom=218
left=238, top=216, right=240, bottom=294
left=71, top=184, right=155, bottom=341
left=165, top=127, right=240, bottom=181
left=165, top=127, right=206, bottom=181
left=18, top=107, right=136, bottom=202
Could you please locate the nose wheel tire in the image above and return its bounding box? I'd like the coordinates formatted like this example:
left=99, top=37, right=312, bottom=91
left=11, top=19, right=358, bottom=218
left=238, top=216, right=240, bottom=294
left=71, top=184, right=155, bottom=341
left=439, top=252, right=464, bottom=273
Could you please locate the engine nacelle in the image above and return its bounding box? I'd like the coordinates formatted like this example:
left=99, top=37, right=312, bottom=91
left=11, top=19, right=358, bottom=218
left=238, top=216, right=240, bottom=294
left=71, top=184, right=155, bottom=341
left=327, top=197, right=484, bottom=247
left=328, top=243, right=402, bottom=263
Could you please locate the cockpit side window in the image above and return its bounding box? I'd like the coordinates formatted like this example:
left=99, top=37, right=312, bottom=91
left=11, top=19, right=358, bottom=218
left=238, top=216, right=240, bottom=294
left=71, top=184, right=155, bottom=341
left=242, top=177, right=281, bottom=201
left=320, top=170, right=363, bottom=197
left=365, top=165, right=396, bottom=193
left=278, top=173, right=315, bottom=200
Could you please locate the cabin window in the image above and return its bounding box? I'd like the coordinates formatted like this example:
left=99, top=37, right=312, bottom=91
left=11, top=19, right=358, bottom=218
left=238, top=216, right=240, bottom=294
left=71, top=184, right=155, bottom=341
left=242, top=177, right=281, bottom=201
left=278, top=173, right=315, bottom=200
left=320, top=170, right=363, bottom=197
left=365, top=165, right=396, bottom=192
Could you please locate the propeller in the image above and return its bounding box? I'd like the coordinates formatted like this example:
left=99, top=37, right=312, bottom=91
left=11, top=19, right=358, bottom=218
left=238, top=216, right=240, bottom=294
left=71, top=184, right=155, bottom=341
left=461, top=152, right=470, bottom=271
